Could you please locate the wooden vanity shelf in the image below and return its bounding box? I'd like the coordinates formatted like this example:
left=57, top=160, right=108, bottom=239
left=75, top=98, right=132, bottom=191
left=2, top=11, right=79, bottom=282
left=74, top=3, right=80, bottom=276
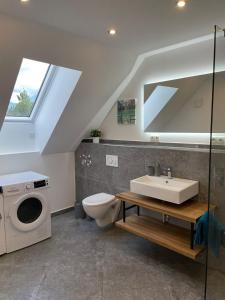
left=115, top=192, right=216, bottom=260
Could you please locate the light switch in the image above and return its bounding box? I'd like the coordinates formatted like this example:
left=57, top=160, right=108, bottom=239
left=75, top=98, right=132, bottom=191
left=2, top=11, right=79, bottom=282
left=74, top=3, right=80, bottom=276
left=106, top=155, right=118, bottom=167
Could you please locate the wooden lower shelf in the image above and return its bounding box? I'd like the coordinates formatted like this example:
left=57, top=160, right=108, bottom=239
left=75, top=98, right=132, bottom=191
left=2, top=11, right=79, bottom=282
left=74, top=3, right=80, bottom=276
left=116, top=215, right=204, bottom=260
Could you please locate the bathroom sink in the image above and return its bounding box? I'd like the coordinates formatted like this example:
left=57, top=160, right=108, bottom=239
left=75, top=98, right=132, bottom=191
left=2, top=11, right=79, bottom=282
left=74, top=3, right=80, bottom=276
left=130, top=176, right=199, bottom=204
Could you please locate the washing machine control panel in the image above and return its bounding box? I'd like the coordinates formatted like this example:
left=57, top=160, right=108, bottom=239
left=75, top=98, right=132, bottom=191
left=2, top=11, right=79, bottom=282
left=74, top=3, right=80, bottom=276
left=2, top=180, right=49, bottom=196
left=34, top=180, right=49, bottom=189
left=25, top=180, right=49, bottom=191
left=1, top=179, right=49, bottom=196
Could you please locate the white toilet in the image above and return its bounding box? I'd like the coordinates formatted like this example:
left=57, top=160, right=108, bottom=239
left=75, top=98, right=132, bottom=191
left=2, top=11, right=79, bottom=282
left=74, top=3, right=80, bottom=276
left=82, top=193, right=121, bottom=227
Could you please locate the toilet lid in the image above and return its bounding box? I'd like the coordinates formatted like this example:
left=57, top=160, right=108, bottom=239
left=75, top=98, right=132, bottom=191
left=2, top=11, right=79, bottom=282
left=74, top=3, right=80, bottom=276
left=82, top=193, right=115, bottom=206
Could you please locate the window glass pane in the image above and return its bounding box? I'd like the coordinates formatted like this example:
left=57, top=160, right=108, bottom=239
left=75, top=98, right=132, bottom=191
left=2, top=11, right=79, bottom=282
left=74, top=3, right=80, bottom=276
left=6, top=58, right=50, bottom=118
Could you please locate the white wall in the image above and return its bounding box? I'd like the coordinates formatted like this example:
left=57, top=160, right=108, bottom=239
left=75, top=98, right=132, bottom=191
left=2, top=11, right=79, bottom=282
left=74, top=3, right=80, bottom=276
left=0, top=152, right=75, bottom=213
left=35, top=67, right=81, bottom=153
left=0, top=13, right=135, bottom=154
left=0, top=66, right=81, bottom=155
left=100, top=36, right=225, bottom=144
left=0, top=68, right=78, bottom=212
left=0, top=13, right=134, bottom=212
left=0, top=122, right=36, bottom=154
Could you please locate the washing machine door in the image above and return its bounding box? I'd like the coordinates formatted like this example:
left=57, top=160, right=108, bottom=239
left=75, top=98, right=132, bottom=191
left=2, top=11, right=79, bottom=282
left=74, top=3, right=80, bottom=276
left=9, top=193, right=49, bottom=232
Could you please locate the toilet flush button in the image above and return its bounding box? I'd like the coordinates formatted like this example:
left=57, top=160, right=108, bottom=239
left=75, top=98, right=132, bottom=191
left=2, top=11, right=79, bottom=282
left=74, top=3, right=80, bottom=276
left=106, top=155, right=118, bottom=167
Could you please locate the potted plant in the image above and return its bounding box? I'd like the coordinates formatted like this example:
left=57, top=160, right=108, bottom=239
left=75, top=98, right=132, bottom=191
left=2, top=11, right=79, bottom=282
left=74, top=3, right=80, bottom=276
left=90, top=129, right=102, bottom=143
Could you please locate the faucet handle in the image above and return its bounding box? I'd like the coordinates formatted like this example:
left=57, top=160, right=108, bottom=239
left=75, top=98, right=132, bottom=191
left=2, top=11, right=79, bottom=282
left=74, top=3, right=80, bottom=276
left=167, top=167, right=172, bottom=179
left=161, top=167, right=172, bottom=176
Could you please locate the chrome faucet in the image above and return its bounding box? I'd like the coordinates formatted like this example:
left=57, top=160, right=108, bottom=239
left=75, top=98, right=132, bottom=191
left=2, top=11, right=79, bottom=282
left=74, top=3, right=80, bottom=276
left=154, top=162, right=172, bottom=179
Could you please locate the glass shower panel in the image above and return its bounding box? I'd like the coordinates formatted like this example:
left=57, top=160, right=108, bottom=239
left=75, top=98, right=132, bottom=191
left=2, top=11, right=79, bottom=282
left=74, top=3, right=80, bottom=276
left=206, top=26, right=225, bottom=300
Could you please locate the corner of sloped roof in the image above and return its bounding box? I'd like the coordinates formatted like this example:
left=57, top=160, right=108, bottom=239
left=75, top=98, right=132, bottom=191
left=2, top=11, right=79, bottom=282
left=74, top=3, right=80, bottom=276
left=35, top=66, right=82, bottom=153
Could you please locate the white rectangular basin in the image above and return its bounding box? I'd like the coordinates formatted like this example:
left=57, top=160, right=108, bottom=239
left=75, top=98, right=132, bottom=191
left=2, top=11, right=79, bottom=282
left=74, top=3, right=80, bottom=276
left=130, top=175, right=199, bottom=204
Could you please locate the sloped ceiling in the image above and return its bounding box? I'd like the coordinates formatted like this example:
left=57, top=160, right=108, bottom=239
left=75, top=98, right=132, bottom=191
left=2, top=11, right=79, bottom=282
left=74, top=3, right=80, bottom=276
left=0, top=14, right=135, bottom=153
left=1, top=0, right=225, bottom=154
left=0, top=0, right=225, bottom=54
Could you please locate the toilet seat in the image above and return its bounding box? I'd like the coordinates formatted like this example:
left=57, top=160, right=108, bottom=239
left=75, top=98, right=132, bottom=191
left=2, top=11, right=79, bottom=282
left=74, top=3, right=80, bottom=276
left=82, top=193, right=115, bottom=206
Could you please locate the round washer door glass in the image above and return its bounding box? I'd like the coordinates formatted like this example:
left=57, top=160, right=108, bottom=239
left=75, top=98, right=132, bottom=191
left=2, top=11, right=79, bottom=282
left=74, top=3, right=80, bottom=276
left=17, top=197, right=43, bottom=224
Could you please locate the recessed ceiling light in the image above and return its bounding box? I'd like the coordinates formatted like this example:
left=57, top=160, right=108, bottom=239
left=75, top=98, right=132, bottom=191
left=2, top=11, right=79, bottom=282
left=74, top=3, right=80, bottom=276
left=107, top=28, right=117, bottom=36
left=176, top=0, right=186, bottom=8
left=20, top=0, right=30, bottom=3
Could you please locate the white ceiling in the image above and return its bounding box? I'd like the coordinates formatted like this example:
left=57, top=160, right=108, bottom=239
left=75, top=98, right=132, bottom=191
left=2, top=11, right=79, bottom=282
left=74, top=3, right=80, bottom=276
left=0, top=0, right=225, bottom=54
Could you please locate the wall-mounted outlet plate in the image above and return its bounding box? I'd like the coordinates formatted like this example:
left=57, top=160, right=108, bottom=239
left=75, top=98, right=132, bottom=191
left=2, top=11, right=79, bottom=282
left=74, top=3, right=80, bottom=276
left=106, top=155, right=118, bottom=167
left=150, top=135, right=160, bottom=143
left=212, top=137, right=225, bottom=145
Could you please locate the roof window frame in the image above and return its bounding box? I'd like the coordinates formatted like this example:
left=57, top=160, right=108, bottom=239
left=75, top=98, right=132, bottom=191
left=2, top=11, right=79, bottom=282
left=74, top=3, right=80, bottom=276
left=5, top=63, right=56, bottom=123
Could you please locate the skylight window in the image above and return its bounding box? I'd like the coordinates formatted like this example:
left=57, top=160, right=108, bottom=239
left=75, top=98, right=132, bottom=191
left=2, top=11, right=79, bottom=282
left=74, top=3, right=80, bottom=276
left=6, top=58, right=50, bottom=119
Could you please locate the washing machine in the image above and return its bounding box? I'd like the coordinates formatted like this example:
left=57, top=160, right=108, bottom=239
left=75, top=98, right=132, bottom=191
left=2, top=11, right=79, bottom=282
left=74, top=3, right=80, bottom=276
left=0, top=171, right=51, bottom=253
left=0, top=193, right=6, bottom=255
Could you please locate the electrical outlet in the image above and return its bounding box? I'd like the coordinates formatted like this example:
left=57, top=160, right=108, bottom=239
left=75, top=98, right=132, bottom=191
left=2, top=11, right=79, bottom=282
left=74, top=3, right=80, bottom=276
left=150, top=135, right=160, bottom=142
left=212, top=137, right=225, bottom=145
left=106, top=155, right=118, bottom=167
left=150, top=136, right=154, bottom=142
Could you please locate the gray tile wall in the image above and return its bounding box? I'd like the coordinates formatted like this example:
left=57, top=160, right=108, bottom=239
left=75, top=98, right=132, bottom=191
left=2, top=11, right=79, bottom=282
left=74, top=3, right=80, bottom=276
left=75, top=142, right=225, bottom=272
left=75, top=143, right=209, bottom=202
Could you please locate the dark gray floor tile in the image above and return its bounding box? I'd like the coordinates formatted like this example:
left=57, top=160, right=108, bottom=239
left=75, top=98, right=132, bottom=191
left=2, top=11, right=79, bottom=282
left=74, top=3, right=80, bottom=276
left=0, top=211, right=222, bottom=300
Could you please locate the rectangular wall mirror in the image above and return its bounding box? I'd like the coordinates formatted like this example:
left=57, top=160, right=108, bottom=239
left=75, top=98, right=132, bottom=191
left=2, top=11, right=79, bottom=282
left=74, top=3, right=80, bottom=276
left=144, top=71, right=225, bottom=133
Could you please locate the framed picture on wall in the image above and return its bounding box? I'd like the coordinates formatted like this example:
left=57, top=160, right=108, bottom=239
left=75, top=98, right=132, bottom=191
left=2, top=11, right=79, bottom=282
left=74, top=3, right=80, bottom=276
left=117, top=99, right=136, bottom=125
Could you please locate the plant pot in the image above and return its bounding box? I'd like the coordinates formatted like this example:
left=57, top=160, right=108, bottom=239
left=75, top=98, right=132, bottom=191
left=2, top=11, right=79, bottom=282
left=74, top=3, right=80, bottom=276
left=93, top=137, right=100, bottom=143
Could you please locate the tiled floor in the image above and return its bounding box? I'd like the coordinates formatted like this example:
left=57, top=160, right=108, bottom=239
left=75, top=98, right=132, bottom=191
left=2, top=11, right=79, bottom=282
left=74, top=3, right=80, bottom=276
left=0, top=212, right=223, bottom=300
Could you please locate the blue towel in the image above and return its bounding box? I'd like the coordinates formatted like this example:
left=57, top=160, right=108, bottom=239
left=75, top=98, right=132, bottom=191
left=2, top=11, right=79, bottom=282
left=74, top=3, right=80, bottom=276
left=194, top=212, right=225, bottom=257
